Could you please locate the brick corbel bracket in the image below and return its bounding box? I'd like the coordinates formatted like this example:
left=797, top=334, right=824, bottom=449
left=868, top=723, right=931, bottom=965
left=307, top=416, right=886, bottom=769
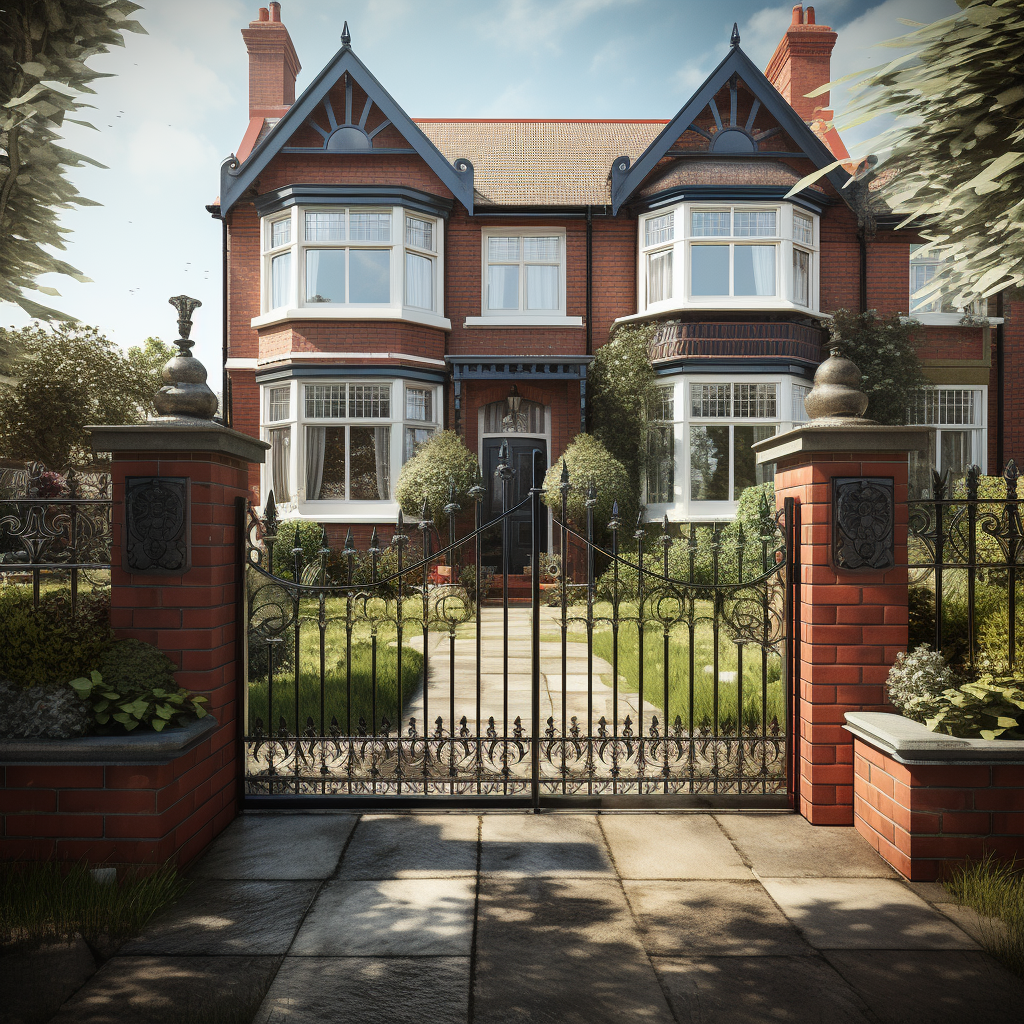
left=752, top=422, right=930, bottom=825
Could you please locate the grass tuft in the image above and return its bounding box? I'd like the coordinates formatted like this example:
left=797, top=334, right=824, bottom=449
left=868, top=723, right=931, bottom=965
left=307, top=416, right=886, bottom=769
left=0, top=861, right=188, bottom=952
left=945, top=854, right=1024, bottom=975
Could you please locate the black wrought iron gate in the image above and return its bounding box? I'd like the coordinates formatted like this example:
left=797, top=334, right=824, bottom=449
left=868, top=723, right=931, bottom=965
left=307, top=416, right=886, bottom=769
left=241, top=447, right=797, bottom=807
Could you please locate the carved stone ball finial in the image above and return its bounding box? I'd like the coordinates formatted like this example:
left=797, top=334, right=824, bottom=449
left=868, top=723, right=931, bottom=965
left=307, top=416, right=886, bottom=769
left=803, top=343, right=874, bottom=424
left=152, top=295, right=219, bottom=421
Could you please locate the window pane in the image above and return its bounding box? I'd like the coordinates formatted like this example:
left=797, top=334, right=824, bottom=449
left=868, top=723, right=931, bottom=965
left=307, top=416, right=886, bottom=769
left=690, top=425, right=730, bottom=501
left=349, top=249, right=391, bottom=303
left=488, top=264, right=520, bottom=309
left=647, top=424, right=674, bottom=503
left=350, top=212, right=391, bottom=242
left=349, top=384, right=390, bottom=419
left=645, top=213, right=674, bottom=247
left=909, top=434, right=938, bottom=499
left=909, top=389, right=977, bottom=426
left=792, top=384, right=812, bottom=423
left=647, top=250, right=673, bottom=304
left=405, top=216, right=434, bottom=250
left=406, top=386, right=433, bottom=422
left=317, top=427, right=347, bottom=500
left=794, top=214, right=813, bottom=246
left=793, top=248, right=810, bottom=305
left=405, top=425, right=434, bottom=461
left=271, top=219, right=291, bottom=248
left=305, top=384, right=346, bottom=419
left=734, top=425, right=778, bottom=494
left=691, top=245, right=729, bottom=295
left=349, top=426, right=391, bottom=500
left=268, top=386, right=290, bottom=422
left=526, top=264, right=559, bottom=309
left=733, top=210, right=777, bottom=237
left=271, top=252, right=292, bottom=308
left=691, top=383, right=731, bottom=418
left=269, top=427, right=291, bottom=503
left=691, top=210, right=730, bottom=237
left=649, top=385, right=674, bottom=422
left=304, top=212, right=344, bottom=241
left=488, top=237, right=520, bottom=262
left=305, top=249, right=345, bottom=303
left=734, top=245, right=776, bottom=296
left=735, top=383, right=777, bottom=418
left=523, top=236, right=559, bottom=261
left=405, top=252, right=433, bottom=309
left=940, top=430, right=972, bottom=492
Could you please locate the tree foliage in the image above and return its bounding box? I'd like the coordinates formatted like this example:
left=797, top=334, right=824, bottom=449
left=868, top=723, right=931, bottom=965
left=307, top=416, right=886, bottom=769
left=0, top=1, right=145, bottom=320
left=394, top=429, right=480, bottom=528
left=825, top=308, right=930, bottom=426
left=0, top=322, right=162, bottom=467
left=588, top=323, right=661, bottom=498
left=795, top=0, right=1024, bottom=305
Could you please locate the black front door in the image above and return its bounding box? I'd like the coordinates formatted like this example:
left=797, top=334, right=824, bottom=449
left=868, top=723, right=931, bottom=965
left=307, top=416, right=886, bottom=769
left=482, top=438, right=547, bottom=574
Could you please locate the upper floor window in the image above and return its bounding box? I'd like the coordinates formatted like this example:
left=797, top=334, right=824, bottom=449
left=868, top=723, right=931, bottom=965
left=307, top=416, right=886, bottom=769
left=482, top=230, right=565, bottom=317
left=638, top=203, right=818, bottom=314
left=261, top=206, right=441, bottom=316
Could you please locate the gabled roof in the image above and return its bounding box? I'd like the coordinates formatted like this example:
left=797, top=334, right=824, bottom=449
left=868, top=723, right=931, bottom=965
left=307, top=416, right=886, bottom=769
left=610, top=38, right=851, bottom=214
left=417, top=120, right=666, bottom=207
left=219, top=40, right=475, bottom=216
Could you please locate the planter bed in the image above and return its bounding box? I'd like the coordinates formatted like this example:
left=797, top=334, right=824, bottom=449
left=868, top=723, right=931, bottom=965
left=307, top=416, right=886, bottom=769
left=845, top=711, right=1024, bottom=881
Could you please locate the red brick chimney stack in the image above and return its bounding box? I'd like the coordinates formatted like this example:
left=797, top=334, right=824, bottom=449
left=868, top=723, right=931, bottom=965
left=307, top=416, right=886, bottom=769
left=765, top=4, right=838, bottom=123
left=242, top=3, right=301, bottom=119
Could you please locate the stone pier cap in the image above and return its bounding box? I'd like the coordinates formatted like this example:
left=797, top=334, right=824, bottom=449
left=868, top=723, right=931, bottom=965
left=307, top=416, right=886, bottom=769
left=87, top=422, right=269, bottom=462
left=752, top=423, right=931, bottom=464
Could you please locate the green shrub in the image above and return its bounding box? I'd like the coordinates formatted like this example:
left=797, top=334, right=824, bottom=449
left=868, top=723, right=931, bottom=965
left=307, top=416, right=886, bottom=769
left=0, top=587, right=112, bottom=689
left=886, top=647, right=957, bottom=716
left=97, top=638, right=178, bottom=694
left=903, top=670, right=1024, bottom=740
left=978, top=605, right=1024, bottom=670
left=271, top=521, right=327, bottom=581
left=394, top=430, right=480, bottom=529
left=543, top=433, right=635, bottom=539
left=70, top=669, right=208, bottom=733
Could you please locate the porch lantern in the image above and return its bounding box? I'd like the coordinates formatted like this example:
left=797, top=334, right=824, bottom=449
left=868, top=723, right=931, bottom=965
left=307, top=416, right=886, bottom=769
left=503, top=383, right=523, bottom=431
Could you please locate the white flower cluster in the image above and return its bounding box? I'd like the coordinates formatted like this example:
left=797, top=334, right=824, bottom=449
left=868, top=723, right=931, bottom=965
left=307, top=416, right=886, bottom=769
left=885, top=646, right=956, bottom=715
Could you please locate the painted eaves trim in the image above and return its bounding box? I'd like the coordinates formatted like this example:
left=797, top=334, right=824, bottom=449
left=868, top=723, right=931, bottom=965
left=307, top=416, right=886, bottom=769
left=219, top=43, right=474, bottom=216
left=611, top=44, right=851, bottom=215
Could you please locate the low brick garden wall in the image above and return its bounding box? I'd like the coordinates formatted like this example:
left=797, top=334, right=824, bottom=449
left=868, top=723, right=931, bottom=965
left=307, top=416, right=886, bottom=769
left=846, top=711, right=1024, bottom=880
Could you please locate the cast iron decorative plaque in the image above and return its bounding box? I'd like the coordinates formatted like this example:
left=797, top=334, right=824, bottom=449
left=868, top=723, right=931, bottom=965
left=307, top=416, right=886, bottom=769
left=832, top=477, right=895, bottom=572
left=124, top=477, right=190, bottom=574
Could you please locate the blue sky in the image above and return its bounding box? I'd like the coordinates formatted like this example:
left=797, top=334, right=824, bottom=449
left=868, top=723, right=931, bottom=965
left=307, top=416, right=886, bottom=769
left=2, top=0, right=957, bottom=373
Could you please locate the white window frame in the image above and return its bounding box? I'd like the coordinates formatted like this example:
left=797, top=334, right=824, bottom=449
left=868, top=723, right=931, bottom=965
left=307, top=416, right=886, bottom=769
left=254, top=205, right=449, bottom=331
left=643, top=373, right=812, bottom=520
left=258, top=378, right=442, bottom=522
left=909, top=244, right=988, bottom=325
left=466, top=228, right=583, bottom=328
left=907, top=385, right=988, bottom=498
left=403, top=382, right=438, bottom=463
left=634, top=202, right=820, bottom=318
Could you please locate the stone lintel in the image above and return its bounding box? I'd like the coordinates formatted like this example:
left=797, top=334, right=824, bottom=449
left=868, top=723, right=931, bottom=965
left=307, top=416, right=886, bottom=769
left=752, top=424, right=931, bottom=465
left=845, top=711, right=1024, bottom=765
left=87, top=422, right=269, bottom=463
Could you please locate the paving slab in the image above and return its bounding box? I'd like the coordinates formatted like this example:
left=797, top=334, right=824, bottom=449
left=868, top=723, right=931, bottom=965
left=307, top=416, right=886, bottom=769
left=715, top=812, right=898, bottom=878
left=601, top=813, right=752, bottom=880
left=49, top=955, right=282, bottom=1024
left=625, top=879, right=813, bottom=956
left=761, top=878, right=980, bottom=950
left=474, top=876, right=675, bottom=1024
left=1, top=939, right=97, bottom=1024
left=253, top=956, right=469, bottom=1024
left=289, top=877, right=476, bottom=956
left=339, top=814, right=479, bottom=878
left=934, top=902, right=1009, bottom=947
left=119, top=880, right=318, bottom=956
left=479, top=812, right=615, bottom=877
left=904, top=880, right=956, bottom=904
left=822, top=950, right=1024, bottom=1024
left=653, top=955, right=872, bottom=1023
left=189, top=812, right=358, bottom=880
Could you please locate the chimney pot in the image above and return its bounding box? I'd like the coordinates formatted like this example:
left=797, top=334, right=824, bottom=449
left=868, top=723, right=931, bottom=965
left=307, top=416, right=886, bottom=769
left=269, top=1, right=281, bottom=21
left=791, top=5, right=802, bottom=25
left=806, top=6, right=816, bottom=24
left=258, top=6, right=269, bottom=20
left=242, top=3, right=301, bottom=117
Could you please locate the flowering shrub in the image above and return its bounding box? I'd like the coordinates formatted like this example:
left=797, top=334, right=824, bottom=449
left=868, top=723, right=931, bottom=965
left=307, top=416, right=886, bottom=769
left=885, top=646, right=957, bottom=716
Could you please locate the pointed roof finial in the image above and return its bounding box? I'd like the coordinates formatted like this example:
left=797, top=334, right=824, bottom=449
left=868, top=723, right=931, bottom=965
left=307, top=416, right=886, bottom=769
left=730, top=22, right=740, bottom=47
left=341, top=21, right=351, bottom=47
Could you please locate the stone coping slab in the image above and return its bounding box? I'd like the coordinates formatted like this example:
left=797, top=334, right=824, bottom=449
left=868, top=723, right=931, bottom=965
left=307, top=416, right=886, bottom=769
left=844, top=712, right=1024, bottom=764
left=0, top=715, right=219, bottom=765
left=752, top=423, right=930, bottom=464
left=87, top=422, right=269, bottom=463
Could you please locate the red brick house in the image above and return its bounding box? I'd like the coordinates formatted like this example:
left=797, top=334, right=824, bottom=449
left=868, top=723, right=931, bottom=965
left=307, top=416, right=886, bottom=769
left=213, top=2, right=1017, bottom=569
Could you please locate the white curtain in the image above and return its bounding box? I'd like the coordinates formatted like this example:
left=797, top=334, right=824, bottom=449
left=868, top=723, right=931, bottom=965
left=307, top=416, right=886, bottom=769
left=750, top=246, right=775, bottom=296
left=526, top=265, right=558, bottom=310
left=304, top=250, right=319, bottom=302
left=374, top=427, right=391, bottom=499
left=405, top=253, right=433, bottom=309
left=648, top=250, right=673, bottom=303
left=305, top=426, right=326, bottom=500
left=270, top=428, right=291, bottom=503
left=272, top=252, right=291, bottom=309
left=792, top=250, right=809, bottom=306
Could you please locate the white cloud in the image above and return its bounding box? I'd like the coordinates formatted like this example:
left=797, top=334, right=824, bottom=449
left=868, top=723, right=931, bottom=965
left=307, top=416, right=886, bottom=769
left=473, top=0, right=636, bottom=53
